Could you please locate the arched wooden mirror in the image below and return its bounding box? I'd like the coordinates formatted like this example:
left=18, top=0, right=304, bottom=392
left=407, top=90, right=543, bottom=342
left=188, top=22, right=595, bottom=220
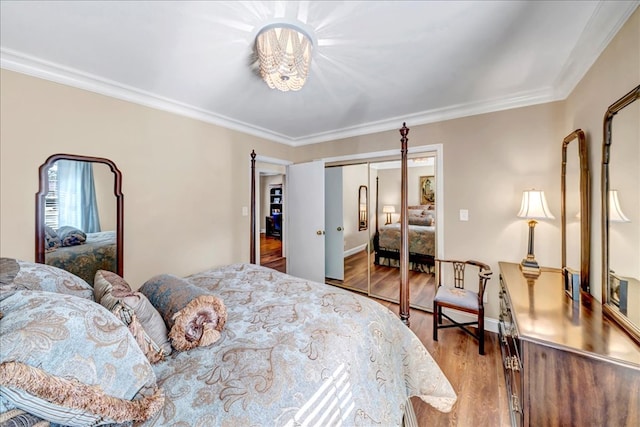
left=36, top=154, right=123, bottom=284
left=358, top=185, right=368, bottom=231
left=602, top=84, right=640, bottom=344
left=561, top=129, right=590, bottom=296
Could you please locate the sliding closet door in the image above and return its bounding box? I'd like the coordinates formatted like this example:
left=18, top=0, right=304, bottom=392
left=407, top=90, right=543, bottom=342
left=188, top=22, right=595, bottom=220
left=325, top=167, right=344, bottom=281
left=368, top=154, right=439, bottom=311
left=368, top=160, right=402, bottom=303
left=325, top=163, right=370, bottom=293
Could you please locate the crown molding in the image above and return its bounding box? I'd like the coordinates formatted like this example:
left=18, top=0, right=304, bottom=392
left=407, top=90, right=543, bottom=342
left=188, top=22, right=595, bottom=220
left=0, top=48, right=295, bottom=146
left=2, top=0, right=636, bottom=149
left=552, top=1, right=639, bottom=99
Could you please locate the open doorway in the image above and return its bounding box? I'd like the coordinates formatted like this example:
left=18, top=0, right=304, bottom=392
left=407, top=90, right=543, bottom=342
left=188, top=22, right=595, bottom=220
left=259, top=172, right=286, bottom=273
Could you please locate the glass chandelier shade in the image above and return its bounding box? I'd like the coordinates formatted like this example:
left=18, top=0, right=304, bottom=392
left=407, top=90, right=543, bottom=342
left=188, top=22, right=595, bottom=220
left=255, top=24, right=312, bottom=92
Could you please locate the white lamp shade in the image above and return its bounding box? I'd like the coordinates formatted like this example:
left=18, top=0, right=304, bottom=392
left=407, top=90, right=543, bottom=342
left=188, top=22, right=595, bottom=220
left=517, top=190, right=555, bottom=220
left=382, top=205, right=396, bottom=214
left=609, top=190, right=630, bottom=222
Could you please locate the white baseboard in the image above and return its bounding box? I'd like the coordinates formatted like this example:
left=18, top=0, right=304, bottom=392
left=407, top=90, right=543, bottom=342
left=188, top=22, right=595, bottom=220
left=344, top=243, right=367, bottom=258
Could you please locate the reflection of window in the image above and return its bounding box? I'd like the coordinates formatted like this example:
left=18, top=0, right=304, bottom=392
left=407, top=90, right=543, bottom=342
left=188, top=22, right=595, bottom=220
left=45, top=164, right=59, bottom=229
left=45, top=161, right=101, bottom=232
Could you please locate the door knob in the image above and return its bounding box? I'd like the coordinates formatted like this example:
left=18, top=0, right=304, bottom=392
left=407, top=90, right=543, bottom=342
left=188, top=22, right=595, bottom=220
left=337, top=226, right=343, bottom=231
left=317, top=230, right=323, bottom=235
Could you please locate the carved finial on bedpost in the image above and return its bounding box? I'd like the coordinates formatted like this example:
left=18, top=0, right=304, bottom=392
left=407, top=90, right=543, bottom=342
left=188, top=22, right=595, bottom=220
left=250, top=150, right=257, bottom=264
left=399, top=123, right=410, bottom=327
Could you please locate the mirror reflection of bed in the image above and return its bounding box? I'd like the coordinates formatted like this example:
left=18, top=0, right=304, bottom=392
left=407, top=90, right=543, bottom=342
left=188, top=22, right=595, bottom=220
left=325, top=155, right=438, bottom=311
left=36, top=155, right=122, bottom=285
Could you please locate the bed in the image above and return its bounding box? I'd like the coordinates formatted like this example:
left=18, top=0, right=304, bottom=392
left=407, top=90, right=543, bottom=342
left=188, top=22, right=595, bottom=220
left=44, top=230, right=117, bottom=285
left=374, top=205, right=436, bottom=271
left=0, top=259, right=456, bottom=426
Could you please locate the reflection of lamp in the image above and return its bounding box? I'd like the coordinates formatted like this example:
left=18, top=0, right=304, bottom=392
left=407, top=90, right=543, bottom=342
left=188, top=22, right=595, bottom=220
left=255, top=23, right=313, bottom=92
left=609, top=190, right=630, bottom=222
left=518, top=190, right=555, bottom=277
left=382, top=205, right=395, bottom=225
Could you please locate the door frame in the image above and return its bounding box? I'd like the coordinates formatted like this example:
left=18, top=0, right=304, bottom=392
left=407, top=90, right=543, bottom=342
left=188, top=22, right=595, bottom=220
left=253, top=155, right=292, bottom=264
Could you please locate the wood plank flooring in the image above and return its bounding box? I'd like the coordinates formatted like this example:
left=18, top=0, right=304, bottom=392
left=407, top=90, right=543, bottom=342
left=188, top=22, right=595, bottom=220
left=326, top=249, right=435, bottom=310
left=260, top=233, right=286, bottom=273
left=259, top=236, right=509, bottom=426
left=377, top=302, right=511, bottom=427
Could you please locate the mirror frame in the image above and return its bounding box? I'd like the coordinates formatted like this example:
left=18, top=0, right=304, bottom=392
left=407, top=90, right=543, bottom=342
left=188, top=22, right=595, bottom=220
left=602, top=84, right=640, bottom=344
left=561, top=129, right=590, bottom=293
left=358, top=185, right=368, bottom=231
left=35, top=153, right=124, bottom=277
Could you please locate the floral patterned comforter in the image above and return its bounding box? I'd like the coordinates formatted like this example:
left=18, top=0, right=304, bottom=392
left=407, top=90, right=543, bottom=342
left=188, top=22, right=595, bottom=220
left=44, top=231, right=116, bottom=285
left=379, top=223, right=435, bottom=256
left=143, top=263, right=456, bottom=426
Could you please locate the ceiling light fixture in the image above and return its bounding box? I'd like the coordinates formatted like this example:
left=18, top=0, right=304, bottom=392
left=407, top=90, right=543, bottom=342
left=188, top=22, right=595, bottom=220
left=255, top=23, right=313, bottom=92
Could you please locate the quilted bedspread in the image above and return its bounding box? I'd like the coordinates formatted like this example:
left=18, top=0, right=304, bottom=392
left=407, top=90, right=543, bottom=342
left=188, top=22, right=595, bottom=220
left=143, top=263, right=455, bottom=426
left=379, top=224, right=435, bottom=256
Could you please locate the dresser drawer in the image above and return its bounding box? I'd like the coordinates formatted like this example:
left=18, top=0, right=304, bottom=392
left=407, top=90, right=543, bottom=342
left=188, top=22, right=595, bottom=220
left=499, top=274, right=523, bottom=427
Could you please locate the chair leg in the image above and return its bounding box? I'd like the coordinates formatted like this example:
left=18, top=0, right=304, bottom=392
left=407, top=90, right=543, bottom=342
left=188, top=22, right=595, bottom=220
left=478, top=313, right=485, bottom=355
left=433, top=303, right=438, bottom=341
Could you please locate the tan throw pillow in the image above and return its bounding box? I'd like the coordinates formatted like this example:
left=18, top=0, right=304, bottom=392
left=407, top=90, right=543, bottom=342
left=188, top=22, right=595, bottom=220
left=94, top=270, right=172, bottom=363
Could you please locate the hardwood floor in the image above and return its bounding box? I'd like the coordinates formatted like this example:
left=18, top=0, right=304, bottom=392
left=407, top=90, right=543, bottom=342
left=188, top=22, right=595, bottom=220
left=260, top=238, right=509, bottom=426
left=260, top=232, right=286, bottom=273
left=326, top=249, right=435, bottom=309
left=377, top=301, right=511, bottom=427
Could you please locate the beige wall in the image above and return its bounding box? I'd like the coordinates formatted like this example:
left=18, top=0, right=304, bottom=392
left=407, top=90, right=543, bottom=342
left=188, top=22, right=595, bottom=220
left=293, top=8, right=639, bottom=316
left=1, top=8, right=637, bottom=317
left=0, top=69, right=293, bottom=287
left=564, top=7, right=640, bottom=296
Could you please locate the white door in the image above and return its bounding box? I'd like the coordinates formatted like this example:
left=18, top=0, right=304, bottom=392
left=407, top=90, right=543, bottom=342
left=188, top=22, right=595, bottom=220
left=287, top=160, right=325, bottom=283
left=325, top=167, right=344, bottom=280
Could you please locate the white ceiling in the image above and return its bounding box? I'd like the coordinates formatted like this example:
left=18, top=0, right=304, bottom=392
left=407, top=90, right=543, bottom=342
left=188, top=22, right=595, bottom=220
left=1, top=1, right=638, bottom=146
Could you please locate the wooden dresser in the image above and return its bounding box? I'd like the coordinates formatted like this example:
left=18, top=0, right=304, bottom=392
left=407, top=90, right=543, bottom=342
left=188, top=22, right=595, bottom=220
left=498, top=262, right=640, bottom=427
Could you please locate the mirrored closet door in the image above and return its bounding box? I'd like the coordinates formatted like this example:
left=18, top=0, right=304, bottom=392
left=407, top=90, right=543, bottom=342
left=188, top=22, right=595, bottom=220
left=324, top=151, right=439, bottom=313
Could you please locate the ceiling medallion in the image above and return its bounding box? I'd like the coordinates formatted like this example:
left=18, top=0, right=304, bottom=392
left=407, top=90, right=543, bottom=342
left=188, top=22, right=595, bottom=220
left=255, top=22, right=314, bottom=92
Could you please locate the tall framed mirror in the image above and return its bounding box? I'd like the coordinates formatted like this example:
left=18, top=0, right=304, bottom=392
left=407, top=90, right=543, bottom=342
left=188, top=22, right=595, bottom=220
left=358, top=185, right=368, bottom=231
left=561, top=129, right=590, bottom=294
left=602, top=84, right=640, bottom=344
left=35, top=154, right=123, bottom=285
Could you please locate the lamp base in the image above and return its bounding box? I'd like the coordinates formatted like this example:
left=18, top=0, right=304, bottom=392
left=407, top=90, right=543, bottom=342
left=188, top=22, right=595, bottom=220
left=520, top=257, right=541, bottom=278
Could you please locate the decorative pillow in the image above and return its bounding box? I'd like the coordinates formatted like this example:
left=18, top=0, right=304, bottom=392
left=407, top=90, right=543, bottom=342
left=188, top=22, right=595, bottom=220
left=408, top=208, right=425, bottom=216
left=56, top=226, right=87, bottom=247
left=44, top=226, right=61, bottom=252
left=93, top=270, right=172, bottom=363
left=1, top=259, right=93, bottom=301
left=140, top=274, right=227, bottom=352
left=0, top=290, right=164, bottom=426
left=409, top=215, right=434, bottom=226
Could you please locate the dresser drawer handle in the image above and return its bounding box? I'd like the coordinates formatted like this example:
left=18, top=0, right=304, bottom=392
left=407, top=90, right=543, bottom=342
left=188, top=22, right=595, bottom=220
left=504, top=356, right=520, bottom=371
left=511, top=394, right=522, bottom=413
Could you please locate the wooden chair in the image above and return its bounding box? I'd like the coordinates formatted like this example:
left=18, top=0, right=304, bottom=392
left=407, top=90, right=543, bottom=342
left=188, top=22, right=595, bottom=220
left=433, top=259, right=493, bottom=354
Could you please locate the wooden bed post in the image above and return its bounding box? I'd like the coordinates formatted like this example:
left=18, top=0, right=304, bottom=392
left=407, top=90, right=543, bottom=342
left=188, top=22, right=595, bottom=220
left=250, top=150, right=257, bottom=264
left=399, top=123, right=410, bottom=326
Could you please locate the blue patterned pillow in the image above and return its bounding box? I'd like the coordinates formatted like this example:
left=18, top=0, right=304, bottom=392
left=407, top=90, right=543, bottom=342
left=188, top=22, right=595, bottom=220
left=0, top=290, right=164, bottom=426
left=56, top=226, right=87, bottom=247
left=44, top=226, right=61, bottom=252
left=1, top=259, right=93, bottom=301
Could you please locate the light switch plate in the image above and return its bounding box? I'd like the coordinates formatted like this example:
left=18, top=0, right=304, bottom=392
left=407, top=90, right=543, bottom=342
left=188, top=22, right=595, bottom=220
left=242, top=206, right=248, bottom=216
left=459, top=209, right=469, bottom=221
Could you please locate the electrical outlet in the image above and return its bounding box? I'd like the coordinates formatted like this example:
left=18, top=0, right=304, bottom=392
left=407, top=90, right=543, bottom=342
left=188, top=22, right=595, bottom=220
left=459, top=209, right=469, bottom=221
left=242, top=206, right=248, bottom=216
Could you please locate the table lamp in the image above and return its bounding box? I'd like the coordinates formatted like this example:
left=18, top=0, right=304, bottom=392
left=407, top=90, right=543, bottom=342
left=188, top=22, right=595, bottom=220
left=382, top=205, right=395, bottom=224
left=517, top=189, right=554, bottom=277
